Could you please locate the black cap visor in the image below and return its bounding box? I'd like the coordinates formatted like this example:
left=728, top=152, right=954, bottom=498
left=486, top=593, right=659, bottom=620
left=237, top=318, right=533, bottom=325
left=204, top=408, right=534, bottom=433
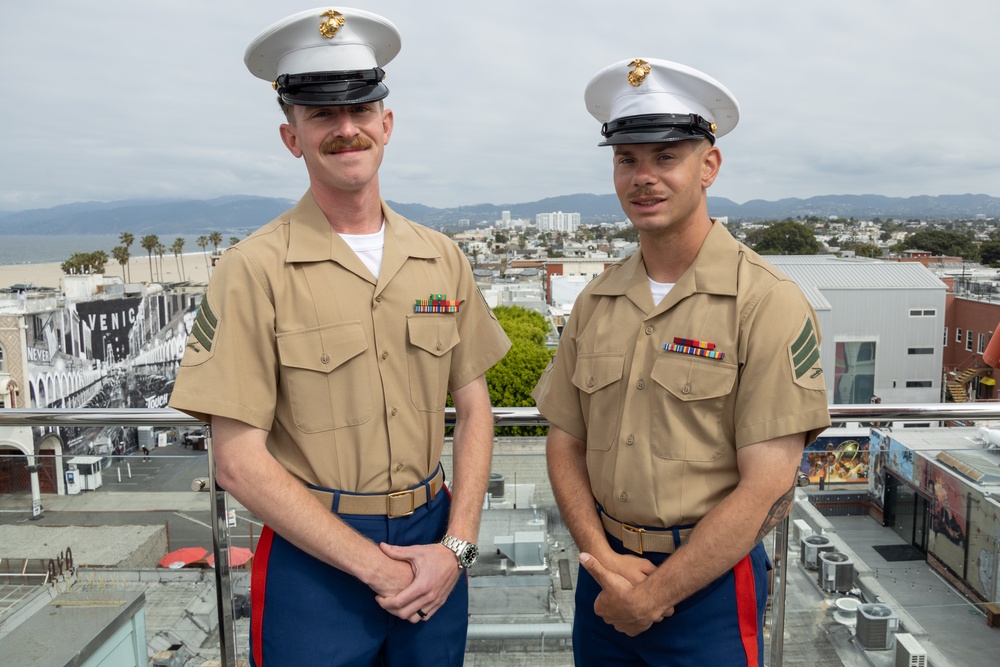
left=277, top=68, right=388, bottom=106
left=599, top=113, right=716, bottom=146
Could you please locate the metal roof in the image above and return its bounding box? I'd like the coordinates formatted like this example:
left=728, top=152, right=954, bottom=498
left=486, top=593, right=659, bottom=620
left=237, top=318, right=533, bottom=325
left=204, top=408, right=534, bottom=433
left=764, top=255, right=946, bottom=310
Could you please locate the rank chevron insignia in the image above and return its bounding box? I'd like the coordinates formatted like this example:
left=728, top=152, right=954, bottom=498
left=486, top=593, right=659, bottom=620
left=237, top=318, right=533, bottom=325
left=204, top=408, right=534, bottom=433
left=791, top=317, right=821, bottom=380
left=188, top=301, right=218, bottom=353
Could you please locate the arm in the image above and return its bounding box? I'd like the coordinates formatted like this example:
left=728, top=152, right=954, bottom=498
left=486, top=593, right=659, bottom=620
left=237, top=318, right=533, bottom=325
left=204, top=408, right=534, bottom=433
left=377, top=374, right=495, bottom=619
left=548, top=425, right=656, bottom=585
left=581, top=431, right=805, bottom=635
left=211, top=416, right=413, bottom=596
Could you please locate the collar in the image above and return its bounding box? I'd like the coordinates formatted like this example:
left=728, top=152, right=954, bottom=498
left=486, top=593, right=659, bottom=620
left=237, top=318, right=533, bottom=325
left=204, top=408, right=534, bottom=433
left=592, top=221, right=740, bottom=303
left=285, top=190, right=440, bottom=266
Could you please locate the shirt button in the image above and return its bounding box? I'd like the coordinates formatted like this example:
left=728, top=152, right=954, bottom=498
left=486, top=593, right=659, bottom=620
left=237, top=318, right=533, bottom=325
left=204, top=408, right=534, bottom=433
left=625, top=434, right=634, bottom=446
left=636, top=379, right=645, bottom=390
left=395, top=463, right=404, bottom=472
left=682, top=384, right=692, bottom=394
left=619, top=492, right=628, bottom=502
left=320, top=353, right=330, bottom=364
left=435, top=342, right=443, bottom=351
left=381, top=351, right=389, bottom=360
left=375, top=295, right=383, bottom=303
left=587, top=377, right=595, bottom=387
left=645, top=326, right=654, bottom=335
left=391, top=407, right=398, bottom=416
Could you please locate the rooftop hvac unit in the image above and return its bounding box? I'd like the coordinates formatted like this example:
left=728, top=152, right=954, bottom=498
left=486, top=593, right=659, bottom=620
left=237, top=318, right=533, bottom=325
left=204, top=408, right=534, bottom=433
left=791, top=518, right=812, bottom=547
left=818, top=551, right=854, bottom=593
left=801, top=534, right=834, bottom=570
left=894, top=632, right=927, bottom=667
left=856, top=603, right=898, bottom=651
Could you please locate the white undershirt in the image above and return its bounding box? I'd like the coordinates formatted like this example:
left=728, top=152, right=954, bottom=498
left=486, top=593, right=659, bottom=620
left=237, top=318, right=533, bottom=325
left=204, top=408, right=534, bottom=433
left=648, top=277, right=674, bottom=307
left=340, top=221, right=386, bottom=279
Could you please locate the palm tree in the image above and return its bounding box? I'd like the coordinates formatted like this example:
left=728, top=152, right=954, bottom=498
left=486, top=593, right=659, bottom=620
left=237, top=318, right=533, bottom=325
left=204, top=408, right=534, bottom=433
left=112, top=246, right=130, bottom=280
left=140, top=234, right=159, bottom=282
left=197, top=235, right=210, bottom=280
left=229, top=236, right=241, bottom=247
left=155, top=242, right=166, bottom=281
left=171, top=238, right=186, bottom=280
left=209, top=231, right=223, bottom=253
left=119, top=232, right=134, bottom=282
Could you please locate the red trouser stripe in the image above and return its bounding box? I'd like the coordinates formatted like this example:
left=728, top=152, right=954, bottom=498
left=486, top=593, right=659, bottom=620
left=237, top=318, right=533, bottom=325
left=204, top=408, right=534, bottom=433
left=733, top=553, right=759, bottom=666
left=251, top=526, right=275, bottom=666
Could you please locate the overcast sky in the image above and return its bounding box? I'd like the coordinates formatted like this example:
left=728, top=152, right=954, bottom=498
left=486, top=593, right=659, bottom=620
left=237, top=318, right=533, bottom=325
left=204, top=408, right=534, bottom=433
left=3, top=1, right=999, bottom=213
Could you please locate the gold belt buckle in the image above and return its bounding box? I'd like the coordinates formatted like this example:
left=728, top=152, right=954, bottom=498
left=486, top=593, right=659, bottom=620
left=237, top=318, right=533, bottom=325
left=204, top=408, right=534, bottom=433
left=386, top=489, right=416, bottom=518
left=621, top=523, right=645, bottom=555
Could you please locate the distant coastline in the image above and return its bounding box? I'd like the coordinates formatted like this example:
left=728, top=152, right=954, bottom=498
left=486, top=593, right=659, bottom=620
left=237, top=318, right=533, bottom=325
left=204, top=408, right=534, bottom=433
left=0, top=233, right=225, bottom=267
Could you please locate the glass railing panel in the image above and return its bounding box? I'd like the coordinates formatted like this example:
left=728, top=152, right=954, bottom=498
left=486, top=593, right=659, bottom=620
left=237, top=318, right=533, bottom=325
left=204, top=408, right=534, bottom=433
left=3, top=405, right=1000, bottom=666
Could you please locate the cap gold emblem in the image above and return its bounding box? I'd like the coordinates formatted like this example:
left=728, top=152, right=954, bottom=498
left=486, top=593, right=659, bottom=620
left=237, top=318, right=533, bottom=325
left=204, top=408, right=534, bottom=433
left=627, top=59, right=651, bottom=87
left=318, top=9, right=346, bottom=39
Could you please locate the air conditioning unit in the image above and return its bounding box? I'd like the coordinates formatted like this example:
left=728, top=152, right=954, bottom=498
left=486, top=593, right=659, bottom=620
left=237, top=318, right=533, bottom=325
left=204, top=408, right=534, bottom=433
left=856, top=603, right=898, bottom=651
left=894, top=632, right=927, bottom=667
left=801, top=534, right=834, bottom=570
left=818, top=551, right=854, bottom=593
left=791, top=518, right=812, bottom=547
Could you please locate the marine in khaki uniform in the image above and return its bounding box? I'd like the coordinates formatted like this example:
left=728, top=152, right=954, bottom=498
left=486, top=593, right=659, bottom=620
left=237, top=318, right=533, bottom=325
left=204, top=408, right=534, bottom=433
left=168, top=8, right=509, bottom=667
left=532, top=58, right=830, bottom=666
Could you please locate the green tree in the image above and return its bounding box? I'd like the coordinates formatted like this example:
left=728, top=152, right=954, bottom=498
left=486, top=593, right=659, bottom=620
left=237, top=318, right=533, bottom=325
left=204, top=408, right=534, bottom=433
left=112, top=245, right=130, bottom=280
left=484, top=306, right=555, bottom=436
left=897, top=229, right=979, bottom=261
left=209, top=231, right=223, bottom=252
left=171, top=238, right=187, bottom=280
left=745, top=220, right=821, bottom=255
left=980, top=241, right=1000, bottom=267
left=118, top=232, right=134, bottom=282
left=229, top=236, right=241, bottom=247
left=839, top=242, right=882, bottom=258
left=140, top=234, right=159, bottom=282
left=61, top=250, right=108, bottom=275
left=155, top=242, right=166, bottom=281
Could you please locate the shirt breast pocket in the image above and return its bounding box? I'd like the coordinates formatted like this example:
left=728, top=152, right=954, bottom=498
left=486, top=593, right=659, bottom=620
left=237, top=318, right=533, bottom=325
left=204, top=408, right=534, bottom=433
left=650, top=354, right=737, bottom=461
left=276, top=322, right=372, bottom=433
left=571, top=352, right=625, bottom=451
left=407, top=315, right=460, bottom=412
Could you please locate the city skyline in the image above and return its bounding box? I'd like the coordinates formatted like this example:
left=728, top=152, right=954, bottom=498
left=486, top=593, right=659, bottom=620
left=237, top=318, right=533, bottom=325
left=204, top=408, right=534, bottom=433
left=3, top=1, right=1000, bottom=213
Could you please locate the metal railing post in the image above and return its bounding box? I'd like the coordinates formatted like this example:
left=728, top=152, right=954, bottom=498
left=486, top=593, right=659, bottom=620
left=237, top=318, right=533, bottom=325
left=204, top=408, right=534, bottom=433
left=769, top=515, right=791, bottom=667
left=205, top=425, right=238, bottom=667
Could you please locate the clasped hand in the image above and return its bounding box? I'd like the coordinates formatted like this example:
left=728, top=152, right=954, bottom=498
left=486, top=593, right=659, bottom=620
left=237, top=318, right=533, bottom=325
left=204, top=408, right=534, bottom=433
left=375, top=542, right=461, bottom=623
left=580, top=552, right=672, bottom=636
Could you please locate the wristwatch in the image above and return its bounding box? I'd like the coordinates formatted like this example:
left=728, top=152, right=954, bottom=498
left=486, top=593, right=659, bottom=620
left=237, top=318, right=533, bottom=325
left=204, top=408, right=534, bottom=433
left=440, top=534, right=479, bottom=569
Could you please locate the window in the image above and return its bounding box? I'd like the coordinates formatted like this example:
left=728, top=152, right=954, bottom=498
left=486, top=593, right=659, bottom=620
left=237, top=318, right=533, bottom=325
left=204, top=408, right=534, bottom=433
left=979, top=333, right=987, bottom=355
left=943, top=328, right=948, bottom=346
left=907, top=348, right=934, bottom=355
left=966, top=330, right=973, bottom=352
left=908, top=309, right=936, bottom=317
left=906, top=380, right=933, bottom=388
left=956, top=329, right=963, bottom=344
left=834, top=341, right=876, bottom=404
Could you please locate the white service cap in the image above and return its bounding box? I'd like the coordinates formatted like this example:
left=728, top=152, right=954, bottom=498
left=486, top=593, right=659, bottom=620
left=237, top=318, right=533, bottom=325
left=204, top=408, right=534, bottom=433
left=244, top=7, right=401, bottom=105
left=584, top=58, right=739, bottom=145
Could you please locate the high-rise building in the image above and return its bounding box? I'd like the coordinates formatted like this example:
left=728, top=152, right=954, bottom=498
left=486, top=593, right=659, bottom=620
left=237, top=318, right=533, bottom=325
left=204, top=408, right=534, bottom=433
left=535, top=211, right=580, bottom=234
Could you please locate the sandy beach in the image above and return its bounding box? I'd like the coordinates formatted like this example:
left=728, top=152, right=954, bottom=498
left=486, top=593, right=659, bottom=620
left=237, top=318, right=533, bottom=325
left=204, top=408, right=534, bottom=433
left=0, top=251, right=216, bottom=290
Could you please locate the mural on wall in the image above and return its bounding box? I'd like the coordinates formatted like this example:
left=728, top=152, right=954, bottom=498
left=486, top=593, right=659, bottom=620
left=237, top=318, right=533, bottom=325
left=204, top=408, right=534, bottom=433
left=967, top=494, right=1000, bottom=602
left=801, top=434, right=870, bottom=484
left=869, top=430, right=887, bottom=506
left=24, top=291, right=200, bottom=454
left=923, top=462, right=968, bottom=549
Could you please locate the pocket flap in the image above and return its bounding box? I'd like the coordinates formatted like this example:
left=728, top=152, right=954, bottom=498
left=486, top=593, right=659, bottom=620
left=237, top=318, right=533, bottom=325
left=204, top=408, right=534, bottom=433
left=651, top=354, right=737, bottom=401
left=407, top=316, right=460, bottom=357
left=276, top=321, right=368, bottom=373
left=572, top=353, right=625, bottom=394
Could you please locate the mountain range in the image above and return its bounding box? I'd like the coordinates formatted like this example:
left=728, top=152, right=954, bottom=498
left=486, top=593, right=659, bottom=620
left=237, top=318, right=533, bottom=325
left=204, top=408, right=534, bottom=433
left=1, top=193, right=999, bottom=236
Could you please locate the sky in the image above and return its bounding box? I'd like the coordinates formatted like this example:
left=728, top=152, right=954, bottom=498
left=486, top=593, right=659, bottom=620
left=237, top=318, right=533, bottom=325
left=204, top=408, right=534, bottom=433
left=3, top=1, right=1000, bottom=213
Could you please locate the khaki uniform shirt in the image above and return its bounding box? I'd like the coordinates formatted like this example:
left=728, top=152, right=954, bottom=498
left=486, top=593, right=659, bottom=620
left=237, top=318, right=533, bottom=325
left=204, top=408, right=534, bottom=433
left=532, top=222, right=830, bottom=528
left=170, top=192, right=510, bottom=493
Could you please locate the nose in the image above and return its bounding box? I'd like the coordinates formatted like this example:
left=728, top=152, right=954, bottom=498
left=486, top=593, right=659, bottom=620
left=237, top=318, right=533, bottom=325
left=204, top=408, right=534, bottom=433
left=330, top=108, right=359, bottom=137
left=631, top=158, right=659, bottom=187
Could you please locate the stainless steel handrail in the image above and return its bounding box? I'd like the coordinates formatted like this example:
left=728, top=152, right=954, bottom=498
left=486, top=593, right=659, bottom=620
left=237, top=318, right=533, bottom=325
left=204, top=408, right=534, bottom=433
left=4, top=402, right=1000, bottom=667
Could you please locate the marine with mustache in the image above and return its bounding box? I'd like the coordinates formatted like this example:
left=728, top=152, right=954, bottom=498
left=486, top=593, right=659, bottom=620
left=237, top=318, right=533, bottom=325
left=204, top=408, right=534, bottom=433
left=532, top=58, right=830, bottom=666
left=169, top=8, right=510, bottom=667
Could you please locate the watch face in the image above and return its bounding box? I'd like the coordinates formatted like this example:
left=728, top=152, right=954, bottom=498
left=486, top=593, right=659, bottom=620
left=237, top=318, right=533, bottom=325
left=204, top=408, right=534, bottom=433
left=460, top=543, right=479, bottom=568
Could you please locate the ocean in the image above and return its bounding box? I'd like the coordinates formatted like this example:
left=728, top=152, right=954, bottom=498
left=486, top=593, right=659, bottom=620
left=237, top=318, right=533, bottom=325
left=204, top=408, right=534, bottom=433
left=0, top=234, right=225, bottom=266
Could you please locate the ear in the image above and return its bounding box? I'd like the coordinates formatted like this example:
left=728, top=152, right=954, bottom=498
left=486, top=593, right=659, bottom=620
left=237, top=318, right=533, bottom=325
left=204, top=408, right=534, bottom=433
left=701, top=145, right=722, bottom=188
left=381, top=107, right=394, bottom=146
left=279, top=122, right=303, bottom=158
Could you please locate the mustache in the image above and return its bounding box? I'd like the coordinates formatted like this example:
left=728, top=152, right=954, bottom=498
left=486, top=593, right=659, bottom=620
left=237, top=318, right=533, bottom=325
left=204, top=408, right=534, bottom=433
left=627, top=187, right=666, bottom=200
left=321, top=135, right=374, bottom=153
